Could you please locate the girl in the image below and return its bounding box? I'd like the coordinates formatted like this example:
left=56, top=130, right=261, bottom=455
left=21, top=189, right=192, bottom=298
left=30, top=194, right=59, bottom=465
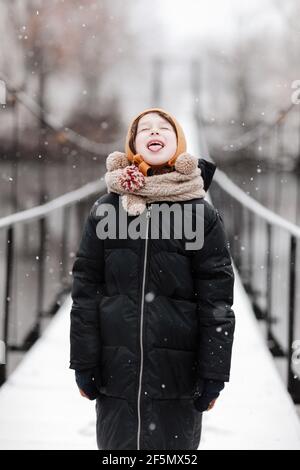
left=69, top=107, right=235, bottom=450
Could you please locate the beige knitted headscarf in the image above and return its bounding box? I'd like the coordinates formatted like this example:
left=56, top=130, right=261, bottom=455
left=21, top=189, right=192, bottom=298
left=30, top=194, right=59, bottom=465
left=104, top=151, right=206, bottom=216
left=124, top=107, right=188, bottom=176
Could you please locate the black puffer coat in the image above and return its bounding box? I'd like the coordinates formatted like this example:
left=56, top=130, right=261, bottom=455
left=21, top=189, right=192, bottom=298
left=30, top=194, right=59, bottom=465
left=69, top=159, right=235, bottom=450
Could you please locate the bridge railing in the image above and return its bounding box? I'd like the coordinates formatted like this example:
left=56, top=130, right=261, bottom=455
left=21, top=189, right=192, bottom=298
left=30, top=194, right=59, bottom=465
left=0, top=180, right=106, bottom=386
left=195, top=133, right=300, bottom=403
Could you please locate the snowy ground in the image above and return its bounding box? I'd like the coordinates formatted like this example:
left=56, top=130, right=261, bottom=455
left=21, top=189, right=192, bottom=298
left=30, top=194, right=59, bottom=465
left=0, top=294, right=96, bottom=450
left=0, top=265, right=300, bottom=450
left=199, top=267, right=300, bottom=450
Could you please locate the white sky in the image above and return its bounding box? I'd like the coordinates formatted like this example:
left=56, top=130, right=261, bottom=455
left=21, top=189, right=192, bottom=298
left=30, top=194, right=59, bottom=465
left=159, top=0, right=283, bottom=42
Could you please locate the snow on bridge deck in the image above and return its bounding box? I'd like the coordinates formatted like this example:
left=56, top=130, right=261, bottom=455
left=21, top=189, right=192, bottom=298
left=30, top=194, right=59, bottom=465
left=0, top=265, right=300, bottom=450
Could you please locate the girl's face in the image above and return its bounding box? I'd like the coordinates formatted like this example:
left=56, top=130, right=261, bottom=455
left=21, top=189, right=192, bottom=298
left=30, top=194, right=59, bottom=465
left=134, top=112, right=177, bottom=166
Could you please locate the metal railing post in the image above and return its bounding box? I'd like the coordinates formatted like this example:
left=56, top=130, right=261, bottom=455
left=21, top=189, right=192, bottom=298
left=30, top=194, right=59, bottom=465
left=0, top=227, right=14, bottom=385
left=287, top=235, right=300, bottom=403
left=266, top=222, right=273, bottom=344
left=61, top=206, right=71, bottom=288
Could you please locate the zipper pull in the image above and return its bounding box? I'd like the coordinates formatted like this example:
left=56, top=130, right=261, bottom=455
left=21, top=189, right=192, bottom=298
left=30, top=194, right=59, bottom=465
left=146, top=204, right=152, bottom=218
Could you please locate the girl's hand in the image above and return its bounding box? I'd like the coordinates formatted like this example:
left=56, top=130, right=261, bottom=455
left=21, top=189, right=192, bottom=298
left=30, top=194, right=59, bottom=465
left=75, top=369, right=99, bottom=400
left=207, top=398, right=217, bottom=411
left=79, top=388, right=90, bottom=399
left=193, top=378, right=224, bottom=412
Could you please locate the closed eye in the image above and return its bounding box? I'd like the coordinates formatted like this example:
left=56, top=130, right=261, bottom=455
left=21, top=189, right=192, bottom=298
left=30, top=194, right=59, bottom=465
left=141, top=127, right=170, bottom=131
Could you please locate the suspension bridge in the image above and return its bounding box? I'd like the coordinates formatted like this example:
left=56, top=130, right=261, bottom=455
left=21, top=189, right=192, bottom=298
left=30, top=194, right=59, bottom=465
left=0, top=59, right=300, bottom=449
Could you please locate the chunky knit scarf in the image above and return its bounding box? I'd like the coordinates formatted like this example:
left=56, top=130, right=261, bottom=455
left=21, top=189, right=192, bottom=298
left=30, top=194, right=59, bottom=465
left=104, top=151, right=206, bottom=216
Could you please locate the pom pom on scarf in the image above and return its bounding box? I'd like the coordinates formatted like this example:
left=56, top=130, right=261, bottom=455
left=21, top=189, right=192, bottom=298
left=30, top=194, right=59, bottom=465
left=119, top=165, right=146, bottom=192
left=106, top=151, right=129, bottom=171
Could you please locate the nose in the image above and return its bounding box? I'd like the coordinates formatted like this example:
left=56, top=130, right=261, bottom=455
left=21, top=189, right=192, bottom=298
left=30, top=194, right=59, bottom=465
left=150, top=128, right=159, bottom=134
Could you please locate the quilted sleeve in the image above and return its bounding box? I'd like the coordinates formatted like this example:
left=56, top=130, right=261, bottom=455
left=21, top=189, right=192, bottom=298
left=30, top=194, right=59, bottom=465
left=192, top=204, right=235, bottom=382
left=69, top=201, right=104, bottom=370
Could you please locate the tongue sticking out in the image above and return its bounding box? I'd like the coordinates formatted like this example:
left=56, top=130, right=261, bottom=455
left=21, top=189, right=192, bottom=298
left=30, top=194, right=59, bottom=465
left=148, top=143, right=163, bottom=152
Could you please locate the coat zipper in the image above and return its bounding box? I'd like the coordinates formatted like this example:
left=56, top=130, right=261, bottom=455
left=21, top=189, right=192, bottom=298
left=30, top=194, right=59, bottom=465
left=137, top=203, right=152, bottom=450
